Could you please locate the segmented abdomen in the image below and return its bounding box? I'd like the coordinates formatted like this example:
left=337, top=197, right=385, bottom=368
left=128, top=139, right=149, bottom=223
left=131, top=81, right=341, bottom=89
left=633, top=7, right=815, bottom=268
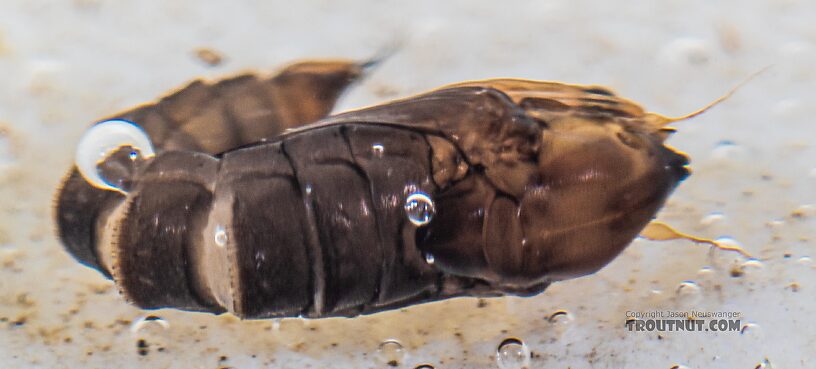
left=102, top=124, right=444, bottom=318
left=56, top=60, right=366, bottom=281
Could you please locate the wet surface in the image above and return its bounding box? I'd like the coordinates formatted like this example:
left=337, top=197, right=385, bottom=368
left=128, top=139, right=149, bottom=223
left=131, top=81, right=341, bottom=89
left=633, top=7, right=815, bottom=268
left=0, top=0, right=814, bottom=368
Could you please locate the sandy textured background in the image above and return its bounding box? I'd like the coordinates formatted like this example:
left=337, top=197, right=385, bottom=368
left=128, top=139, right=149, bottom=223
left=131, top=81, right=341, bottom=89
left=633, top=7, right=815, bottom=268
left=0, top=1, right=814, bottom=368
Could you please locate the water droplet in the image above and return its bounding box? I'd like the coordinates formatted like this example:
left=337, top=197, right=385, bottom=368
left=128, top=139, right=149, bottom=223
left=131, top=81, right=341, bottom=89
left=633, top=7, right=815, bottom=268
left=376, top=339, right=406, bottom=367
left=214, top=226, right=228, bottom=247
left=496, top=337, right=531, bottom=369
left=699, top=211, right=725, bottom=227
left=424, top=252, right=435, bottom=265
left=675, top=281, right=701, bottom=304
left=372, top=144, right=384, bottom=156
left=404, top=192, right=435, bottom=226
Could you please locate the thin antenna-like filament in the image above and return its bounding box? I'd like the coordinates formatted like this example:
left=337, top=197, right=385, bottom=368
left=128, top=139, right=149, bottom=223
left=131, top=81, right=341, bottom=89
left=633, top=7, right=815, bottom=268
left=640, top=221, right=753, bottom=258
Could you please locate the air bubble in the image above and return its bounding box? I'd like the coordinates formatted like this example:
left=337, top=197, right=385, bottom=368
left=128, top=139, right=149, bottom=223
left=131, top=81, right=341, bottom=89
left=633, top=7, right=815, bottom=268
left=75, top=119, right=155, bottom=193
left=670, top=365, right=690, bottom=369
left=414, top=365, right=435, bottom=369
left=305, top=185, right=313, bottom=195
left=424, top=252, right=435, bottom=265
left=404, top=192, right=435, bottom=226
left=741, top=258, right=765, bottom=270
left=376, top=339, right=406, bottom=367
left=710, top=140, right=745, bottom=161
left=548, top=309, right=574, bottom=325
left=797, top=256, right=812, bottom=266
left=708, top=236, right=746, bottom=265
left=765, top=219, right=785, bottom=228
left=128, top=150, right=138, bottom=160
left=496, top=337, right=531, bottom=369
left=372, top=144, right=385, bottom=157
left=697, top=266, right=715, bottom=277
left=699, top=212, right=725, bottom=227
left=791, top=204, right=816, bottom=218
left=755, top=357, right=772, bottom=369
left=214, top=226, right=228, bottom=247
left=130, top=314, right=170, bottom=334
left=696, top=266, right=716, bottom=286
left=675, top=281, right=702, bottom=304
left=740, top=322, right=763, bottom=339
left=130, top=315, right=169, bottom=355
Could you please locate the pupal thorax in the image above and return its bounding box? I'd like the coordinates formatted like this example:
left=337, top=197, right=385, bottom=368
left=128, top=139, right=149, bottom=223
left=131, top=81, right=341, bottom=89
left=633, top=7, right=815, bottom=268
left=439, top=79, right=697, bottom=287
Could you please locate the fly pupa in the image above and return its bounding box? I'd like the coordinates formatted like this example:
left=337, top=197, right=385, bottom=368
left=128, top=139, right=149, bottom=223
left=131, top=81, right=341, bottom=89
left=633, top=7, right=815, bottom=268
left=55, top=59, right=751, bottom=318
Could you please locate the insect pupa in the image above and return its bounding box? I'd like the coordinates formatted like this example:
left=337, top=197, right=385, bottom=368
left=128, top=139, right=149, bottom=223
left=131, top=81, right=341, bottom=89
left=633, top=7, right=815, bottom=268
left=55, top=59, right=751, bottom=318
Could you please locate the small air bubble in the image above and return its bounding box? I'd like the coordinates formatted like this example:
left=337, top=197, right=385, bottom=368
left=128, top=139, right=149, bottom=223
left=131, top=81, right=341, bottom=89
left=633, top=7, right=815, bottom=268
left=710, top=140, right=745, bottom=161
left=130, top=315, right=169, bottom=354
left=709, top=237, right=746, bottom=265
left=699, top=212, right=725, bottom=227
left=75, top=119, right=155, bottom=193
left=675, top=281, right=701, bottom=304
left=214, top=226, right=228, bottom=247
left=305, top=185, right=313, bottom=195
left=755, top=357, right=772, bottom=369
left=766, top=219, right=785, bottom=228
left=670, top=365, right=690, bottom=369
left=696, top=266, right=716, bottom=286
left=404, top=192, right=435, bottom=226
left=741, top=258, right=765, bottom=270
left=414, top=365, right=435, bottom=369
left=797, top=256, right=812, bottom=265
left=740, top=322, right=763, bottom=338
left=697, top=266, right=715, bottom=277
left=372, top=144, right=384, bottom=157
left=130, top=315, right=169, bottom=334
left=791, top=204, right=816, bottom=218
left=376, top=339, right=405, bottom=367
left=129, top=150, right=138, bottom=161
left=496, top=337, right=531, bottom=369
left=548, top=310, right=574, bottom=324
left=424, top=252, right=435, bottom=265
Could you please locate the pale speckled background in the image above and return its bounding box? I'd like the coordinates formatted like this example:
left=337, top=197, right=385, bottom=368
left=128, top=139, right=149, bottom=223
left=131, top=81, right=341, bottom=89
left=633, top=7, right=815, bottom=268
left=0, top=1, right=814, bottom=368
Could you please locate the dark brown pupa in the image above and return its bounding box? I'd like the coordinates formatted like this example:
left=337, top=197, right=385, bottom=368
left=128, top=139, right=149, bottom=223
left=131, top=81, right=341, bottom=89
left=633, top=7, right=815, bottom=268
left=55, top=59, right=749, bottom=318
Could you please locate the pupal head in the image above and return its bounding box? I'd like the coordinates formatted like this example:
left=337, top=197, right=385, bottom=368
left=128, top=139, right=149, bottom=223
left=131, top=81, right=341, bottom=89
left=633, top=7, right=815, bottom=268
left=460, top=79, right=718, bottom=285
left=515, top=85, right=692, bottom=281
